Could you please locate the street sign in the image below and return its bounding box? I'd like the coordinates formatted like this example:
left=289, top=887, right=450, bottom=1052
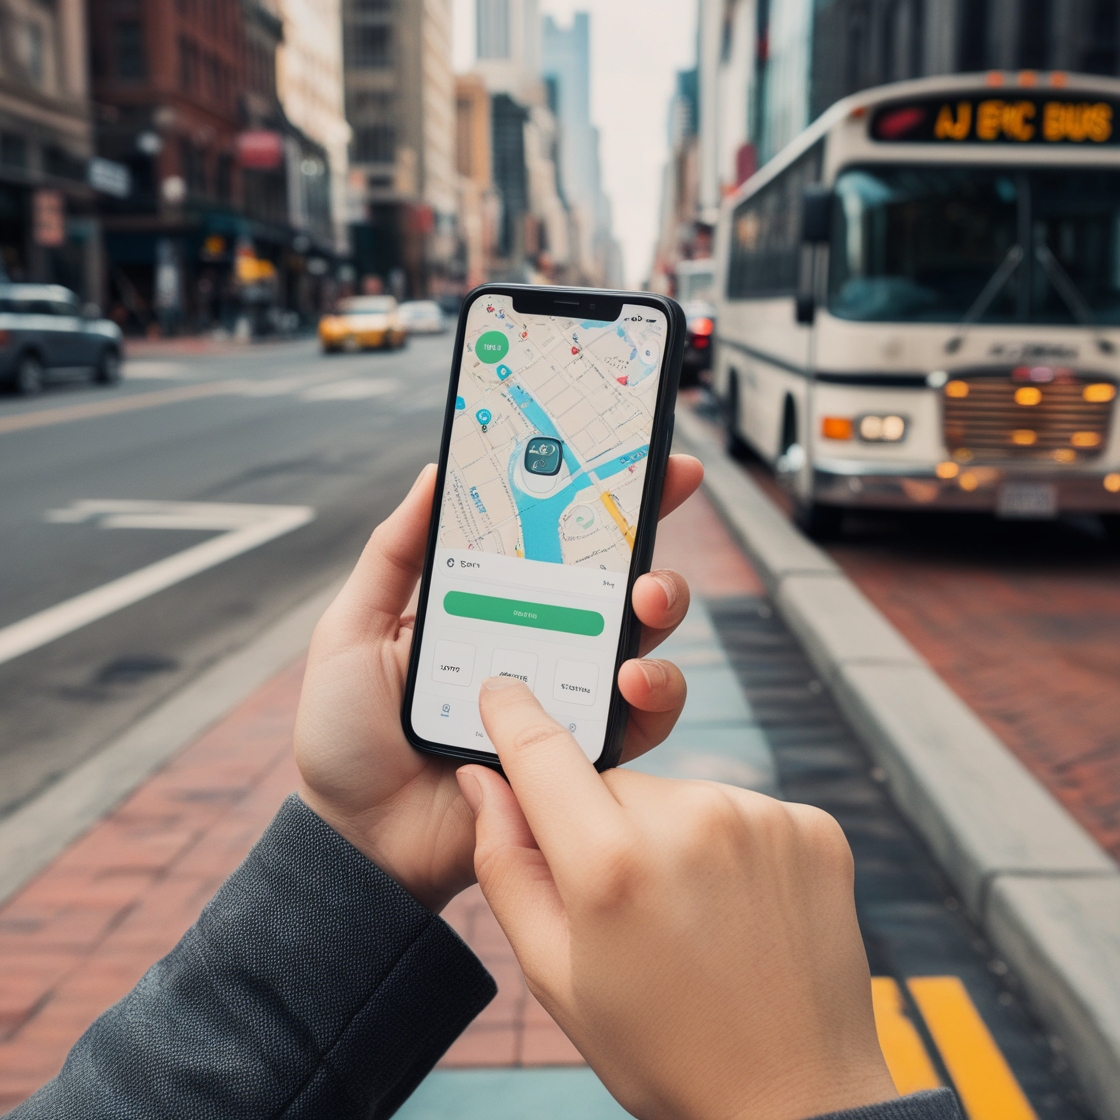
left=32, top=189, right=64, bottom=247
left=87, top=157, right=131, bottom=198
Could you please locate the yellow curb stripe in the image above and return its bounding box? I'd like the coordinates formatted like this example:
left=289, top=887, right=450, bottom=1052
left=0, top=381, right=243, bottom=434
left=907, top=976, right=1037, bottom=1120
left=871, top=977, right=942, bottom=1095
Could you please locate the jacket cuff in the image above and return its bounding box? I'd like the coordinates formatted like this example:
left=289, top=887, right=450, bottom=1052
left=812, top=1088, right=963, bottom=1120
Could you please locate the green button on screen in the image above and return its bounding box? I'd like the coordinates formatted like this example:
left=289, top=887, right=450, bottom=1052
left=443, top=591, right=604, bottom=637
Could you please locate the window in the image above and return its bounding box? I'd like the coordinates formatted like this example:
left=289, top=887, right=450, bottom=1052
left=1018, top=0, right=1052, bottom=70
left=477, top=0, right=510, bottom=59
left=215, top=153, right=232, bottom=201
left=205, top=54, right=221, bottom=102
left=179, top=37, right=199, bottom=93
left=958, top=0, right=988, bottom=71
left=179, top=138, right=207, bottom=197
left=1082, top=0, right=1119, bottom=74
left=45, top=145, right=86, bottom=180
left=353, top=124, right=396, bottom=163
left=348, top=24, right=392, bottom=68
left=25, top=22, right=43, bottom=85
left=826, top=165, right=1120, bottom=325
left=726, top=144, right=822, bottom=299
left=115, top=20, right=146, bottom=81
left=0, top=133, right=28, bottom=169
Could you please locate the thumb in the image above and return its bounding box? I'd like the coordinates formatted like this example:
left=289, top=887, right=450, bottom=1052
left=457, top=766, right=567, bottom=979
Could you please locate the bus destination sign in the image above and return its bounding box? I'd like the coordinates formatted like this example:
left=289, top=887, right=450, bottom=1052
left=870, top=96, right=1119, bottom=145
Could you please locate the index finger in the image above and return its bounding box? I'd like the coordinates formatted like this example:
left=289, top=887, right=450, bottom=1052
left=478, top=677, right=625, bottom=884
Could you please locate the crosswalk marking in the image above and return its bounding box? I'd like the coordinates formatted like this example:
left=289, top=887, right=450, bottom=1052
left=871, top=977, right=942, bottom=1095
left=0, top=501, right=314, bottom=666
left=902, top=976, right=1037, bottom=1120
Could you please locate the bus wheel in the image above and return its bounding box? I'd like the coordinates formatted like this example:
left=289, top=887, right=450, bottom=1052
left=723, top=373, right=749, bottom=461
left=794, top=499, right=844, bottom=541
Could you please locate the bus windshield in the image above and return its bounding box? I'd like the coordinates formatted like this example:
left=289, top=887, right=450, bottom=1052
left=828, top=165, right=1120, bottom=325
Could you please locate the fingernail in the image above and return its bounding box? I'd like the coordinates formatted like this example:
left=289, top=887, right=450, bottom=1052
left=457, top=769, right=483, bottom=816
left=481, top=675, right=522, bottom=691
left=638, top=658, right=669, bottom=691
left=651, top=570, right=678, bottom=610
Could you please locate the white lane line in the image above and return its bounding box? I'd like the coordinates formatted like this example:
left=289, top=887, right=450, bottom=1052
left=0, top=500, right=315, bottom=667
left=300, top=377, right=401, bottom=401
left=122, top=361, right=188, bottom=380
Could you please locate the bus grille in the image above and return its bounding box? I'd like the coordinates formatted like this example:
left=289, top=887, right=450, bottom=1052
left=941, top=368, right=1116, bottom=462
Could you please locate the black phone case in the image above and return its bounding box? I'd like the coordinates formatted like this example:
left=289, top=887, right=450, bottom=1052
left=401, top=283, right=686, bottom=772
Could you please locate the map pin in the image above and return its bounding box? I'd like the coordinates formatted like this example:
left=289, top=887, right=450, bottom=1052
left=496, top=364, right=512, bottom=381
left=475, top=408, right=492, bottom=426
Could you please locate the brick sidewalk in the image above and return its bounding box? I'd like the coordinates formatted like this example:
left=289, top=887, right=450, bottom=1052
left=0, top=488, right=762, bottom=1108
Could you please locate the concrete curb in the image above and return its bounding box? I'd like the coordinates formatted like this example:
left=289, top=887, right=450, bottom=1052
left=0, top=578, right=343, bottom=907
left=674, top=405, right=1120, bottom=1120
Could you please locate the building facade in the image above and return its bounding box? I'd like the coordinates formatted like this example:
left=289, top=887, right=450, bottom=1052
left=541, top=11, right=621, bottom=286
left=88, top=0, right=336, bottom=334
left=0, top=0, right=99, bottom=298
left=344, top=0, right=457, bottom=298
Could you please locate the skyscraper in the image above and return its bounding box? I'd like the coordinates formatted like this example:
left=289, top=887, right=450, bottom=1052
left=541, top=12, right=622, bottom=286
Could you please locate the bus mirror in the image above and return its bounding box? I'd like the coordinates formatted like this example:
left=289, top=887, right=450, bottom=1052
left=796, top=294, right=816, bottom=324
left=800, top=187, right=833, bottom=244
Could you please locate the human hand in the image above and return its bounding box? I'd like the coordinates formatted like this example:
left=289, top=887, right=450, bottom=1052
left=294, top=454, right=704, bottom=913
left=460, top=682, right=899, bottom=1120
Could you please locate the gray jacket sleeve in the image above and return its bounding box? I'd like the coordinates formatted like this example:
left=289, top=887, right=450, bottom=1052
left=8, top=794, right=497, bottom=1120
left=6, top=794, right=962, bottom=1120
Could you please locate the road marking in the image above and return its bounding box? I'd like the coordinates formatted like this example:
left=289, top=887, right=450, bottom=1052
left=0, top=381, right=243, bottom=434
left=123, top=361, right=188, bottom=380
left=300, top=377, right=401, bottom=400
left=0, top=500, right=314, bottom=667
left=871, top=977, right=942, bottom=1095
left=907, top=976, right=1037, bottom=1120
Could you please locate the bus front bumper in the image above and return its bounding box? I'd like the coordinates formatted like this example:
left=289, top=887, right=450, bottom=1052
left=812, top=459, right=1120, bottom=515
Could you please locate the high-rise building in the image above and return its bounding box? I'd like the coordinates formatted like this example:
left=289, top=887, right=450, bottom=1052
left=343, top=0, right=457, bottom=296
left=0, top=0, right=98, bottom=298
left=541, top=11, right=621, bottom=286
left=277, top=0, right=352, bottom=253
left=455, top=73, right=499, bottom=288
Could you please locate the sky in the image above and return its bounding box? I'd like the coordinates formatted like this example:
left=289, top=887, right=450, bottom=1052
left=451, top=0, right=698, bottom=287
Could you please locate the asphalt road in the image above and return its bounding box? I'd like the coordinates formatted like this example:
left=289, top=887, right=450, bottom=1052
left=0, top=335, right=453, bottom=819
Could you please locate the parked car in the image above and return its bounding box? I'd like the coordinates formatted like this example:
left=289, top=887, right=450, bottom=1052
left=680, top=299, right=715, bottom=388
left=319, top=296, right=407, bottom=353
left=397, top=299, right=447, bottom=335
left=0, top=284, right=123, bottom=395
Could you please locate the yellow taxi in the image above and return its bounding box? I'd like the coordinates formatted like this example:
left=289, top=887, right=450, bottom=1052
left=319, top=296, right=407, bottom=353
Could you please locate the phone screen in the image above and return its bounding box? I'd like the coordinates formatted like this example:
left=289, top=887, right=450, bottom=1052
left=409, top=291, right=670, bottom=761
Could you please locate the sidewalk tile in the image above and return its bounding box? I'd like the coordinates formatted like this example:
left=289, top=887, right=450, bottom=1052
left=396, top=1068, right=630, bottom=1120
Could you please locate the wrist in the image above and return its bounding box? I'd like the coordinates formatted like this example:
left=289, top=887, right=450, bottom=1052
left=296, top=785, right=468, bottom=913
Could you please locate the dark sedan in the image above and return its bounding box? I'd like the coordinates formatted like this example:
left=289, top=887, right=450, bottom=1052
left=680, top=300, right=715, bottom=388
left=0, top=284, right=123, bottom=395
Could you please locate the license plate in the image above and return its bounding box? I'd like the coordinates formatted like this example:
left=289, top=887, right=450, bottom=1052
left=997, top=481, right=1057, bottom=519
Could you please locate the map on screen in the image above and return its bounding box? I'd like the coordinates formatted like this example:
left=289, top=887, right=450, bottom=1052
left=438, top=293, right=666, bottom=573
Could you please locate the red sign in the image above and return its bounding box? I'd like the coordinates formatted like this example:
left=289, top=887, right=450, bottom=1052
left=33, top=189, right=65, bottom=247
left=237, top=131, right=284, bottom=170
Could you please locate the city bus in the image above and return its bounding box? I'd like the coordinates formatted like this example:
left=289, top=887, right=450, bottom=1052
left=713, top=72, right=1120, bottom=536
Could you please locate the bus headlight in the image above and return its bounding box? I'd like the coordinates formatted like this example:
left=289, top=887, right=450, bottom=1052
left=857, top=414, right=908, bottom=442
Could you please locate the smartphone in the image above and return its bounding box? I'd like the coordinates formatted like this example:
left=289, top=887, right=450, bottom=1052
left=403, top=284, right=685, bottom=770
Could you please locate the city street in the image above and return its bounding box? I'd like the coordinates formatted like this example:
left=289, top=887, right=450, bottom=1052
left=0, top=336, right=451, bottom=819
left=0, top=335, right=1105, bottom=1117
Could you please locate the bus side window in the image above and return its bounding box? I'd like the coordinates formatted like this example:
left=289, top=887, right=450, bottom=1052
left=727, top=142, right=823, bottom=300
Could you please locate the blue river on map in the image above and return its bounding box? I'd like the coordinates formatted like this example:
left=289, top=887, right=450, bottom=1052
left=505, top=383, right=648, bottom=563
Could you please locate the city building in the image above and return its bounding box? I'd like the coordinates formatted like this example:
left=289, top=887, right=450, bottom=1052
left=343, top=0, right=458, bottom=298
left=88, top=0, right=336, bottom=334
left=0, top=0, right=99, bottom=299
left=541, top=11, right=622, bottom=286
left=454, top=73, right=499, bottom=289
left=276, top=0, right=351, bottom=255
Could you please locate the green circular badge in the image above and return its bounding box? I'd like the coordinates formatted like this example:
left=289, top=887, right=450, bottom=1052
left=475, top=330, right=509, bottom=364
